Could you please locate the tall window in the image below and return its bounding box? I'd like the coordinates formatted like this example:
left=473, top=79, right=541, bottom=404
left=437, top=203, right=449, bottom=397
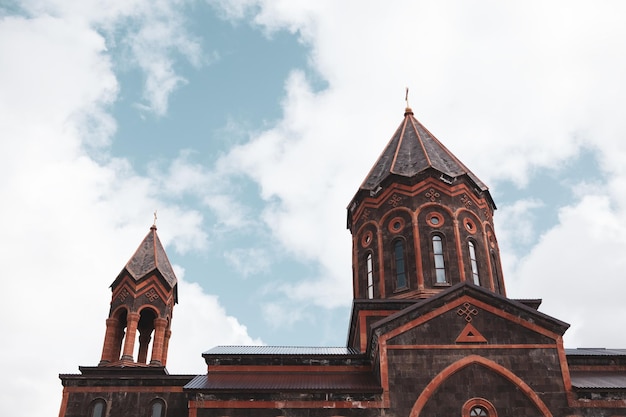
left=432, top=235, right=447, bottom=283
left=394, top=240, right=407, bottom=289
left=366, top=253, right=374, bottom=299
left=90, top=399, right=106, bottom=417
left=150, top=399, right=166, bottom=417
left=468, top=241, right=480, bottom=285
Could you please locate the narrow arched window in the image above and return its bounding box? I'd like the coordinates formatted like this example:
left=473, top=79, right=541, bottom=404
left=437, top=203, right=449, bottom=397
left=90, top=399, right=106, bottom=417
left=366, top=253, right=374, bottom=299
left=469, top=241, right=480, bottom=285
left=432, top=235, right=447, bottom=283
left=150, top=399, right=166, bottom=417
left=394, top=240, right=407, bottom=289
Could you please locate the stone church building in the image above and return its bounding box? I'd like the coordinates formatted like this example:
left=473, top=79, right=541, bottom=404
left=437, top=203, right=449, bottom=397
left=59, top=107, right=626, bottom=417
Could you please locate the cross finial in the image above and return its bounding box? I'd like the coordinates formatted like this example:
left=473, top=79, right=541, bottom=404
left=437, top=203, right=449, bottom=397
left=405, top=87, right=410, bottom=108
left=404, top=87, right=413, bottom=116
left=153, top=210, right=158, bottom=227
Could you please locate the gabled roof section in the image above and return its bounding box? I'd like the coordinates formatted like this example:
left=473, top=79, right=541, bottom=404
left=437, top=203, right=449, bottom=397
left=116, top=225, right=177, bottom=289
left=370, top=282, right=570, bottom=348
left=359, top=108, right=489, bottom=194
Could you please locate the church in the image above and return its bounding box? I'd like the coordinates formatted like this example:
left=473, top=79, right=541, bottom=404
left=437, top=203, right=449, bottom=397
left=58, top=106, right=626, bottom=417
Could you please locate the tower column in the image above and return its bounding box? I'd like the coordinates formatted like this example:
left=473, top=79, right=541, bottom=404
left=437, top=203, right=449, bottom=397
left=99, top=317, right=119, bottom=365
left=137, top=328, right=152, bottom=364
left=121, top=312, right=140, bottom=362
left=150, top=318, right=168, bottom=365
left=111, top=324, right=125, bottom=362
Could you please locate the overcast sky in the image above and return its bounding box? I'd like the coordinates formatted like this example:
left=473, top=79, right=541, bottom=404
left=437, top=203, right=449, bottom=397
left=2, top=1, right=626, bottom=415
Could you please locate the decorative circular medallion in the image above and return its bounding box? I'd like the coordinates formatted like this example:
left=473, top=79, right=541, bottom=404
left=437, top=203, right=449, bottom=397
left=426, top=212, right=444, bottom=228
left=464, top=217, right=477, bottom=234
left=388, top=217, right=405, bottom=233
left=361, top=231, right=373, bottom=247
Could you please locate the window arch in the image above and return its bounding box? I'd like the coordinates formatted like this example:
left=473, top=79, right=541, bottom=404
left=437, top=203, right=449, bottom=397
left=393, top=240, right=407, bottom=290
left=90, top=399, right=107, bottom=417
left=149, top=398, right=166, bottom=417
left=468, top=241, right=480, bottom=285
left=366, top=253, right=374, bottom=299
left=432, top=235, right=447, bottom=284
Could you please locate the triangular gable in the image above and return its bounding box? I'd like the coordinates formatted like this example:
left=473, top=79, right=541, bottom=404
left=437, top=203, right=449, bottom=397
left=455, top=323, right=487, bottom=344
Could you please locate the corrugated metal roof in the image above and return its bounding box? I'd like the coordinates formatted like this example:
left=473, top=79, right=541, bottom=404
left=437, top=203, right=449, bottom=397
left=185, top=372, right=382, bottom=392
left=571, top=372, right=626, bottom=389
left=203, top=346, right=361, bottom=356
left=566, top=348, right=626, bottom=356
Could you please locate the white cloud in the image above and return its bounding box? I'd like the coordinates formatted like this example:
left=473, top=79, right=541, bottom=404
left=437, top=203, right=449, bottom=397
left=261, top=300, right=313, bottom=330
left=224, top=247, right=271, bottom=278
left=0, top=9, right=255, bottom=417
left=18, top=0, right=204, bottom=116
left=506, top=190, right=626, bottom=347
left=206, top=1, right=626, bottom=346
left=496, top=198, right=544, bottom=251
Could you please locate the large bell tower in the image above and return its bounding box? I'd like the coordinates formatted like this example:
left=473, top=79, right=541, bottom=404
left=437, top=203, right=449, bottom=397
left=98, top=224, right=178, bottom=367
left=347, top=106, right=505, bottom=302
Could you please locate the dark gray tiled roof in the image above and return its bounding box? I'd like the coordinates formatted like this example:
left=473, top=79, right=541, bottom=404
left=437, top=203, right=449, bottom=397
left=359, top=108, right=488, bottom=192
left=203, top=346, right=360, bottom=356
left=120, top=225, right=177, bottom=288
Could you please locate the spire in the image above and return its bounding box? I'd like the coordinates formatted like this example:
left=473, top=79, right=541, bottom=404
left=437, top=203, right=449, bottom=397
left=119, top=225, right=177, bottom=290
left=357, top=108, right=492, bottom=208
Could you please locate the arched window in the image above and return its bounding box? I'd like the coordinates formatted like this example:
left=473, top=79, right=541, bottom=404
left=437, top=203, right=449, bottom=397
left=394, top=240, right=407, bottom=290
left=90, top=399, right=106, bottom=417
left=150, top=399, right=166, bottom=417
left=468, top=241, right=480, bottom=285
left=432, top=235, right=447, bottom=284
left=366, top=253, right=374, bottom=299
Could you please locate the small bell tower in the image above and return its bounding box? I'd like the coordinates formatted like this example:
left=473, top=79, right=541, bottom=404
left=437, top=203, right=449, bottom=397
left=98, top=224, right=178, bottom=367
left=347, top=104, right=505, bottom=301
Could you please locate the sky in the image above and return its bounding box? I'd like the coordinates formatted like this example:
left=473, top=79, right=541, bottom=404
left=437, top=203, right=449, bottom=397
left=1, top=1, right=626, bottom=415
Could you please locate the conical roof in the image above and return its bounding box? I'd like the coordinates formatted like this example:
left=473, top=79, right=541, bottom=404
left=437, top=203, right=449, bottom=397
left=359, top=108, right=489, bottom=194
left=118, top=225, right=177, bottom=288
